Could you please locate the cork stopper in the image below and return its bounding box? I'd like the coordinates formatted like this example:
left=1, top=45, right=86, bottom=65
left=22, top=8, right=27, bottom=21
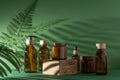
left=26, top=36, right=34, bottom=45
left=40, top=40, right=47, bottom=46
left=96, top=43, right=106, bottom=49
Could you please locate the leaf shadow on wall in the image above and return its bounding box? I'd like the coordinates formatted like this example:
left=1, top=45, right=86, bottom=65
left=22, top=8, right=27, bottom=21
left=41, top=17, right=120, bottom=69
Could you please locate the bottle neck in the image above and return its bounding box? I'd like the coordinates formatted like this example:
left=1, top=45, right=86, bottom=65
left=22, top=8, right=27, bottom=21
left=41, top=45, right=47, bottom=47
left=73, top=50, right=78, bottom=56
left=26, top=43, right=34, bottom=46
left=26, top=39, right=34, bottom=45
left=97, top=49, right=105, bottom=50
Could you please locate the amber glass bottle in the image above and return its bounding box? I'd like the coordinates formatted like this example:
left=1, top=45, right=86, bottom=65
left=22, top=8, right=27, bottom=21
left=72, top=46, right=80, bottom=71
left=24, top=36, right=37, bottom=73
left=38, top=40, right=50, bottom=71
left=95, top=43, right=107, bottom=75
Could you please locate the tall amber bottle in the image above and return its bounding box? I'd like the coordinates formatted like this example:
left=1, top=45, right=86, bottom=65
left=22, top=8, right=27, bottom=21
left=24, top=36, right=37, bottom=73
left=72, top=46, right=80, bottom=71
left=38, top=40, right=50, bottom=71
left=95, top=43, right=107, bottom=75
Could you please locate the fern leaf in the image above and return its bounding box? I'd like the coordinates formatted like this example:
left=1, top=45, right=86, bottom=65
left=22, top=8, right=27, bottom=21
left=0, top=59, right=12, bottom=73
left=0, top=52, right=20, bottom=72
left=0, top=35, right=7, bottom=41
left=12, top=18, right=21, bottom=25
left=0, top=0, right=38, bottom=51
left=9, top=22, right=19, bottom=30
left=2, top=32, right=11, bottom=39
left=35, top=18, right=69, bottom=33
left=0, top=45, right=21, bottom=72
left=7, top=27, right=15, bottom=36
left=0, top=71, right=4, bottom=77
left=0, top=65, right=7, bottom=76
left=0, top=45, right=21, bottom=77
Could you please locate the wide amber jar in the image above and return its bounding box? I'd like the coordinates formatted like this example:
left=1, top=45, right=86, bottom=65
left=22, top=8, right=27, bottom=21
left=52, top=43, right=67, bottom=60
left=81, top=56, right=95, bottom=73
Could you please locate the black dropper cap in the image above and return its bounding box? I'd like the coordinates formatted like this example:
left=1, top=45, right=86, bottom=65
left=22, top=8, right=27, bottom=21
left=27, top=35, right=32, bottom=39
left=74, top=46, right=77, bottom=50
left=27, top=35, right=38, bottom=40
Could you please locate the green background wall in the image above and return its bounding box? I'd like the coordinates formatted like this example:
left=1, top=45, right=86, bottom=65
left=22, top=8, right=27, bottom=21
left=0, top=0, right=120, bottom=70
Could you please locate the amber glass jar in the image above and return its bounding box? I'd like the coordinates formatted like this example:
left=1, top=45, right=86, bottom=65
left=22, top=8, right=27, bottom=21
left=52, top=43, right=67, bottom=60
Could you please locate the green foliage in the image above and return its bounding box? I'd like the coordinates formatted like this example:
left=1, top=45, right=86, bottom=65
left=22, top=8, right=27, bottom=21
left=0, top=0, right=68, bottom=53
left=0, top=0, right=38, bottom=52
left=0, top=0, right=67, bottom=78
left=0, top=44, right=21, bottom=77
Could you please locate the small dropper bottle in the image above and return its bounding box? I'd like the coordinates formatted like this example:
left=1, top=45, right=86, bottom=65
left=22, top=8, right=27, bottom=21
left=72, top=46, right=80, bottom=71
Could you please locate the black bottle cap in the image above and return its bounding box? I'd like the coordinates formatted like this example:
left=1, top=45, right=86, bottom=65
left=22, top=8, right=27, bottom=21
left=27, top=35, right=37, bottom=38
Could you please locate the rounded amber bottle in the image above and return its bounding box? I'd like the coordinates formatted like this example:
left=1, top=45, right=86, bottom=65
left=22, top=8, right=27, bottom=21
left=72, top=46, right=80, bottom=71
left=38, top=40, right=50, bottom=71
left=24, top=36, right=37, bottom=73
left=95, top=43, right=107, bottom=75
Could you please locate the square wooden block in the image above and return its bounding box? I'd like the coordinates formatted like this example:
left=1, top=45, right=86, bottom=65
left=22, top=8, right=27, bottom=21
left=42, top=59, right=77, bottom=75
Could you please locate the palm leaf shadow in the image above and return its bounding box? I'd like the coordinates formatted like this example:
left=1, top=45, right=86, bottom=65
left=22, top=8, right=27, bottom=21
left=43, top=63, right=59, bottom=71
left=42, top=18, right=120, bottom=69
left=43, top=61, right=60, bottom=75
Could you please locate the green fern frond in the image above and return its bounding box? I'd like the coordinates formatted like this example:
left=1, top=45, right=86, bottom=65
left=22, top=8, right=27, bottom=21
left=0, top=51, right=20, bottom=72
left=35, top=18, right=69, bottom=33
left=0, top=65, right=7, bottom=76
left=0, top=59, right=12, bottom=73
left=2, top=32, right=11, bottom=39
left=12, top=18, right=21, bottom=25
left=0, top=44, right=21, bottom=77
left=7, top=27, right=15, bottom=36
left=0, top=33, right=11, bottom=43
left=9, top=22, right=19, bottom=30
left=0, top=0, right=38, bottom=52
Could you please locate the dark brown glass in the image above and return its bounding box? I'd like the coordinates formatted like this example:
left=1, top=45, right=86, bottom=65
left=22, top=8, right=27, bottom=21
left=96, top=49, right=107, bottom=75
left=24, top=43, right=37, bottom=73
left=72, top=55, right=80, bottom=71
left=81, top=56, right=95, bottom=73
left=38, top=45, right=50, bottom=71
left=52, top=43, right=67, bottom=60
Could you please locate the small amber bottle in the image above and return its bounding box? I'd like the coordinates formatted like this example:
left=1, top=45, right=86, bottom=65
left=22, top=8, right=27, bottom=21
left=72, top=46, right=80, bottom=71
left=24, top=36, right=37, bottom=73
left=95, top=43, right=107, bottom=75
left=38, top=40, right=50, bottom=71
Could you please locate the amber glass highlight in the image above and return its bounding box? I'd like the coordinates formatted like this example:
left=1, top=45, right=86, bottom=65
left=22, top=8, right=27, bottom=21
left=52, top=43, right=67, bottom=60
left=72, top=46, right=80, bottom=71
left=24, top=37, right=37, bottom=72
left=38, top=40, right=50, bottom=71
left=95, top=43, right=107, bottom=75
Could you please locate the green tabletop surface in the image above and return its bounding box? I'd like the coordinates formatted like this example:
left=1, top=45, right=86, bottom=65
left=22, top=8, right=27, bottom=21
left=2, top=69, right=120, bottom=80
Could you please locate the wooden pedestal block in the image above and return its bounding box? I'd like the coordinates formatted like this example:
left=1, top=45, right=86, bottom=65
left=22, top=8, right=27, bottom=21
left=42, top=60, right=77, bottom=75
